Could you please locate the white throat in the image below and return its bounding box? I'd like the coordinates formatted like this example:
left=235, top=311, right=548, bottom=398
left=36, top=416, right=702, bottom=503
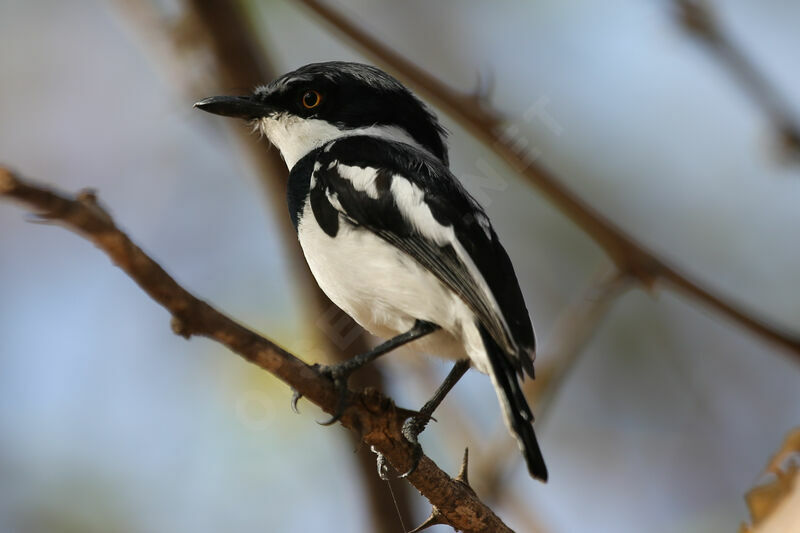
left=256, top=113, right=429, bottom=170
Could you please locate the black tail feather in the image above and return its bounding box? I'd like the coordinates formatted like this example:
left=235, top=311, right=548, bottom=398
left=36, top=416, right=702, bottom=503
left=479, top=326, right=548, bottom=482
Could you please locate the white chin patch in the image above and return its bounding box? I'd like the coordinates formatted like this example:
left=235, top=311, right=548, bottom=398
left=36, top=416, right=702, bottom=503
left=256, top=114, right=344, bottom=170
left=255, top=113, right=428, bottom=170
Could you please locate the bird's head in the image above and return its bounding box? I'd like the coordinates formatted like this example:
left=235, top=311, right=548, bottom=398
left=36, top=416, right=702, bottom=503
left=195, top=61, right=448, bottom=169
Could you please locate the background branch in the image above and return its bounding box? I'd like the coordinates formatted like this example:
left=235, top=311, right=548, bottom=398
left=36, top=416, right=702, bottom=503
left=0, top=166, right=516, bottom=533
left=294, top=0, right=800, bottom=360
left=673, top=0, right=800, bottom=156
left=473, top=268, right=631, bottom=498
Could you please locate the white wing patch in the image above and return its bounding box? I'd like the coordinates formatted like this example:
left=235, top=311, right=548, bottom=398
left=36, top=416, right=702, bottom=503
left=388, top=175, right=517, bottom=353
left=337, top=164, right=380, bottom=199
left=475, top=212, right=492, bottom=239
left=390, top=176, right=450, bottom=244
left=325, top=190, right=344, bottom=212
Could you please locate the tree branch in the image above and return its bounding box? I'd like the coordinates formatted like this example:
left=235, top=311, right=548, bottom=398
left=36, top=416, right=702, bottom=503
left=673, top=0, right=800, bottom=156
left=293, top=0, right=800, bottom=360
left=0, top=167, right=515, bottom=533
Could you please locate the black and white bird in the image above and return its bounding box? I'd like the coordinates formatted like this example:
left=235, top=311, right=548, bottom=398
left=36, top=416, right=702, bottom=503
left=195, top=61, right=547, bottom=481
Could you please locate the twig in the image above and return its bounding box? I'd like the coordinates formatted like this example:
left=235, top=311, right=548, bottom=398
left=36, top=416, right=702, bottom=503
left=531, top=269, right=633, bottom=424
left=673, top=0, right=800, bottom=156
left=294, top=0, right=800, bottom=359
left=0, top=166, right=515, bottom=533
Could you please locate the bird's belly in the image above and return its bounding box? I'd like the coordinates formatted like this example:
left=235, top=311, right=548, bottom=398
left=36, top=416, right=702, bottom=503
left=297, top=207, right=484, bottom=367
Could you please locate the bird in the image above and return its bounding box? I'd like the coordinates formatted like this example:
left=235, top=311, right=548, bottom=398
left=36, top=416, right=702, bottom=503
left=195, top=61, right=547, bottom=482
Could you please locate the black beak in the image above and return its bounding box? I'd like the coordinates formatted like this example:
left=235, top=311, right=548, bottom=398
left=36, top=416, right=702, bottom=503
left=193, top=95, right=273, bottom=120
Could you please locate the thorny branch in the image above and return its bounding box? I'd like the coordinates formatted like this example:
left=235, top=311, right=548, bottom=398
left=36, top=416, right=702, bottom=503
left=0, top=167, right=515, bottom=533
left=295, top=0, right=800, bottom=360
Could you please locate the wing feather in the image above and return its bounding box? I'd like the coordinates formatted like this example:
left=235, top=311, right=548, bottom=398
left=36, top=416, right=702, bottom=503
left=308, top=137, right=535, bottom=376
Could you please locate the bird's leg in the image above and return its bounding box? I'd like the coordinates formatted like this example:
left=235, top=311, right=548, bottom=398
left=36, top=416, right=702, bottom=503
left=306, top=320, right=440, bottom=425
left=377, top=358, right=471, bottom=480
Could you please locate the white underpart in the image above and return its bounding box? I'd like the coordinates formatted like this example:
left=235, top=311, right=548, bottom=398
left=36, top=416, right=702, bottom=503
left=257, top=113, right=430, bottom=170
left=297, top=200, right=491, bottom=374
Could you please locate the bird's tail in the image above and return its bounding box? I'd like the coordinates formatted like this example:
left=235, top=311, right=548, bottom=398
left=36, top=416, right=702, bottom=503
left=479, top=325, right=548, bottom=482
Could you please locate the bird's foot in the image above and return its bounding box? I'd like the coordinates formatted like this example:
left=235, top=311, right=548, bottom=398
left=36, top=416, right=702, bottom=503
left=289, top=360, right=363, bottom=421
left=398, top=411, right=435, bottom=477
left=290, top=321, right=441, bottom=421
left=312, top=361, right=360, bottom=425
left=373, top=411, right=436, bottom=480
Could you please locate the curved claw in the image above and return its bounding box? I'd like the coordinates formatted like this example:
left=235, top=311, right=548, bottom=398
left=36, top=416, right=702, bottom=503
left=375, top=449, right=392, bottom=481
left=316, top=411, right=343, bottom=426
left=371, top=445, right=403, bottom=481
left=398, top=446, right=422, bottom=478
left=396, top=406, right=436, bottom=425
left=397, top=414, right=433, bottom=478
left=367, top=417, right=428, bottom=480
left=315, top=376, right=349, bottom=425
left=290, top=390, right=303, bottom=414
left=372, top=441, right=422, bottom=479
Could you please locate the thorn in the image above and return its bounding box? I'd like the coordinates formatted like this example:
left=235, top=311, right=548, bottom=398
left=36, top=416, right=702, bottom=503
left=675, top=0, right=718, bottom=40
left=170, top=316, right=192, bottom=339
left=76, top=188, right=98, bottom=204
left=778, top=124, right=800, bottom=158
left=456, top=447, right=471, bottom=487
left=407, top=506, right=446, bottom=533
left=77, top=188, right=115, bottom=225
left=471, top=66, right=495, bottom=107
left=405, top=447, right=476, bottom=532
left=0, top=167, right=16, bottom=193
left=25, top=213, right=57, bottom=225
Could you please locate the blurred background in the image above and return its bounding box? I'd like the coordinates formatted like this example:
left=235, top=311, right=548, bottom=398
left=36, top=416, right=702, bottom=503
left=1, top=1, right=799, bottom=532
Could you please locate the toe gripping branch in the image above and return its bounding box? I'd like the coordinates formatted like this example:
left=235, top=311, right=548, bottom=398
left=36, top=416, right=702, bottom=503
left=290, top=320, right=440, bottom=424
left=290, top=320, right=471, bottom=483
left=376, top=358, right=470, bottom=480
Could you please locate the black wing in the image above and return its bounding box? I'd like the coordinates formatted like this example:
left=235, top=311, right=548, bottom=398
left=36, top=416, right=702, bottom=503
left=304, top=136, right=536, bottom=376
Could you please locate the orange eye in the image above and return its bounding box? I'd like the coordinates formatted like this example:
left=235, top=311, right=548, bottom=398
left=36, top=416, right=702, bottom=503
left=301, top=90, right=322, bottom=109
